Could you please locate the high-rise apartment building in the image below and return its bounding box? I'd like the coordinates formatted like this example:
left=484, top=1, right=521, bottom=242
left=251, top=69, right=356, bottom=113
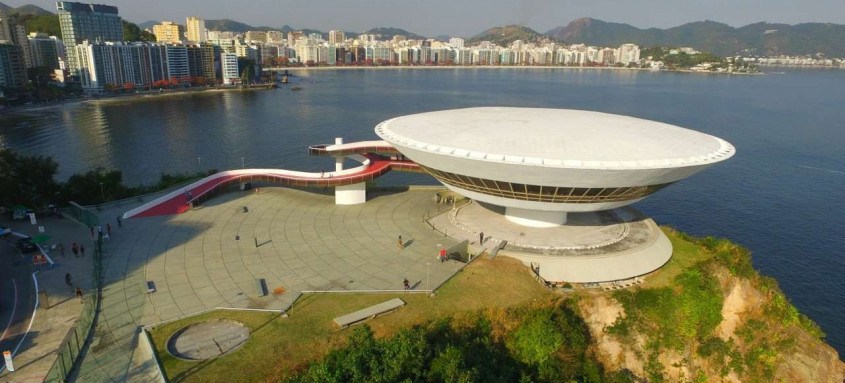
left=0, top=10, right=35, bottom=68
left=220, top=52, right=238, bottom=85
left=165, top=45, right=189, bottom=82
left=57, top=1, right=124, bottom=75
left=328, top=30, right=345, bottom=44
left=153, top=21, right=183, bottom=43
left=287, top=31, right=303, bottom=45
left=185, top=17, right=206, bottom=43
left=449, top=37, right=464, bottom=48
left=28, top=32, right=61, bottom=69
left=0, top=42, right=27, bottom=88
left=266, top=31, right=283, bottom=43
left=244, top=31, right=267, bottom=43
left=186, top=44, right=215, bottom=81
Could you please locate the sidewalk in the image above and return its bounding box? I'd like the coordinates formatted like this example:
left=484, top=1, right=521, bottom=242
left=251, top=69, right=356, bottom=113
left=0, top=216, right=92, bottom=382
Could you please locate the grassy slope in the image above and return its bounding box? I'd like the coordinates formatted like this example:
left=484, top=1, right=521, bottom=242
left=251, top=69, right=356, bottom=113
left=149, top=257, right=554, bottom=382
left=150, top=228, right=836, bottom=382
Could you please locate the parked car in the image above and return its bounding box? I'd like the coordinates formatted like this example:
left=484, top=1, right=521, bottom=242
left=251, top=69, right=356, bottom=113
left=17, top=237, right=38, bottom=254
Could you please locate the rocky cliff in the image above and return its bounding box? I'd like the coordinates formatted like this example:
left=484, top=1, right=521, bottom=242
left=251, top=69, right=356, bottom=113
left=577, top=229, right=844, bottom=382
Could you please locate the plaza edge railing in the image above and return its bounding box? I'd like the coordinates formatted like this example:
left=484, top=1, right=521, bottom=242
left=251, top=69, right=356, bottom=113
left=44, top=203, right=103, bottom=382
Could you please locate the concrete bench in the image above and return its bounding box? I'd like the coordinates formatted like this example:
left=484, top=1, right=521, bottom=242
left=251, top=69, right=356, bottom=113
left=333, top=298, right=405, bottom=328
left=489, top=240, right=508, bottom=259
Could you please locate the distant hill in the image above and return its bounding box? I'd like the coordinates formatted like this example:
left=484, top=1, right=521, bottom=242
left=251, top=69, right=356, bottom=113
left=10, top=3, right=51, bottom=16
left=365, top=27, right=426, bottom=40
left=546, top=17, right=845, bottom=57
left=467, top=25, right=556, bottom=46
left=205, top=19, right=281, bottom=33
left=0, top=2, right=53, bottom=16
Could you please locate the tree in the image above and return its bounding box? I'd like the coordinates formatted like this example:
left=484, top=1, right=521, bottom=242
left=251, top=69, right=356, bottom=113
left=61, top=168, right=132, bottom=205
left=20, top=14, right=61, bottom=37
left=237, top=58, right=256, bottom=84
left=0, top=149, right=61, bottom=209
left=122, top=82, right=135, bottom=92
left=122, top=20, right=156, bottom=42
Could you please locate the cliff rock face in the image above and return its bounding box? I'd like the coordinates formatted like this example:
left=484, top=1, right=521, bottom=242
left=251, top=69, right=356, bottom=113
left=579, top=264, right=845, bottom=382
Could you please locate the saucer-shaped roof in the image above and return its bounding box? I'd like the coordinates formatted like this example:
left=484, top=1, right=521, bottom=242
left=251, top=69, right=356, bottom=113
left=375, top=107, right=735, bottom=169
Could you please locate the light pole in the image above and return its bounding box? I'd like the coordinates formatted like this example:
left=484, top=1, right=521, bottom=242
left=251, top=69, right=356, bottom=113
left=197, top=157, right=201, bottom=169
left=426, top=262, right=431, bottom=291
left=241, top=157, right=245, bottom=169
left=99, top=182, right=105, bottom=204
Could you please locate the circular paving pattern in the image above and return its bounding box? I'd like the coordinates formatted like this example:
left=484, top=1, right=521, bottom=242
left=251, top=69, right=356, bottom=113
left=167, top=320, right=250, bottom=360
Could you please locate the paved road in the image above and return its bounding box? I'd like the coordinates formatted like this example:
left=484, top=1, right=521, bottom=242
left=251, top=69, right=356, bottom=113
left=0, top=237, right=37, bottom=372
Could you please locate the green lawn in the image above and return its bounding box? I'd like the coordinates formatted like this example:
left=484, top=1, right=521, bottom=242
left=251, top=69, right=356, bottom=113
left=149, top=257, right=555, bottom=383
left=639, top=227, right=715, bottom=288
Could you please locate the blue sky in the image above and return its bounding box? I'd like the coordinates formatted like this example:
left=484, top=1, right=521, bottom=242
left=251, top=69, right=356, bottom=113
left=6, top=0, right=845, bottom=37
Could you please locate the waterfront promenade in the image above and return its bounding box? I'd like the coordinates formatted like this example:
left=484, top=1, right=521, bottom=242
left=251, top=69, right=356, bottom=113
left=73, top=186, right=463, bottom=382
left=0, top=217, right=92, bottom=382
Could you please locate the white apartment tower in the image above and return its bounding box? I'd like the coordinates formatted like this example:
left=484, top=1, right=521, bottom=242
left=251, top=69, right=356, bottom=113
left=220, top=52, right=239, bottom=85
left=449, top=37, right=464, bottom=48
left=186, top=16, right=206, bottom=43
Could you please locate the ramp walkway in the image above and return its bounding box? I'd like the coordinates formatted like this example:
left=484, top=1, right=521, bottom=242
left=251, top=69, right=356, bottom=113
left=123, top=140, right=421, bottom=218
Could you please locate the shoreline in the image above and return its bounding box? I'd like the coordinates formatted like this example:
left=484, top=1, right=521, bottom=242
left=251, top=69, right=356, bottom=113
left=0, top=66, right=763, bottom=115
left=0, top=85, right=275, bottom=114
left=269, top=65, right=758, bottom=75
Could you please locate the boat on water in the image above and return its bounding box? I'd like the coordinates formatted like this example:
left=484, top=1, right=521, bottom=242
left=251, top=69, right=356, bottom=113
left=281, top=75, right=289, bottom=84
left=291, top=86, right=302, bottom=91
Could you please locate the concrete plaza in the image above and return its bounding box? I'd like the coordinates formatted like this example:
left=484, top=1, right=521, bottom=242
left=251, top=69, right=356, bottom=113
left=74, top=186, right=464, bottom=382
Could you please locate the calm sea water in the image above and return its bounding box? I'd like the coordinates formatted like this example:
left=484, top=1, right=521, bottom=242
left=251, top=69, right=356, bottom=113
left=2, top=68, right=843, bottom=353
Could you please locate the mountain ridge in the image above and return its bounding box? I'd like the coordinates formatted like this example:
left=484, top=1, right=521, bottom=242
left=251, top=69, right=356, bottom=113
left=546, top=17, right=845, bottom=56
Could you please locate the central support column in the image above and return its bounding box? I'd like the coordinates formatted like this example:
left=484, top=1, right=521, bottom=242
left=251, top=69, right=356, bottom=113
left=333, top=137, right=366, bottom=205
left=505, top=207, right=567, bottom=227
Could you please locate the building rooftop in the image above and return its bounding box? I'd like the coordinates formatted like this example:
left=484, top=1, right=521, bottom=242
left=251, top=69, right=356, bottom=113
left=375, top=107, right=735, bottom=170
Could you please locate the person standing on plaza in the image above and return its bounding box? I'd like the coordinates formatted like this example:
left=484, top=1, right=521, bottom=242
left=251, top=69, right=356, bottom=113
left=75, top=287, right=83, bottom=302
left=80, top=244, right=85, bottom=257
left=106, top=223, right=111, bottom=237
left=71, top=242, right=79, bottom=257
left=117, top=216, right=122, bottom=228
left=403, top=278, right=410, bottom=290
left=439, top=248, right=447, bottom=263
left=58, top=243, right=64, bottom=257
left=65, top=272, right=73, bottom=288
left=397, top=235, right=403, bottom=250
left=479, top=231, right=484, bottom=245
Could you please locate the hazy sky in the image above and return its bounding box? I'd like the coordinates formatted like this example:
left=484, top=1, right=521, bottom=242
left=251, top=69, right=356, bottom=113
left=6, top=0, right=845, bottom=37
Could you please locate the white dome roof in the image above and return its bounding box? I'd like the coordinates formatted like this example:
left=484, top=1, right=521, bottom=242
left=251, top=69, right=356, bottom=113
left=375, top=107, right=735, bottom=169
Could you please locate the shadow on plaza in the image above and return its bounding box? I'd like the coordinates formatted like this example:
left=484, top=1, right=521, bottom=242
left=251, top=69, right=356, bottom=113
left=0, top=330, right=43, bottom=371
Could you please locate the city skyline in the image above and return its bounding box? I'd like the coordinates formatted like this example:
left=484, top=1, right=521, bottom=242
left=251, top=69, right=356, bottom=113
left=2, top=0, right=845, bottom=37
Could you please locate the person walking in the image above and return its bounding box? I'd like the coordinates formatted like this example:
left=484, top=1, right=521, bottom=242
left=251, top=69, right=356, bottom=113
left=58, top=243, right=65, bottom=257
left=479, top=231, right=484, bottom=245
left=65, top=273, right=73, bottom=288
left=80, top=244, right=85, bottom=257
left=75, top=287, right=83, bottom=302
left=71, top=242, right=79, bottom=257
left=117, top=216, right=122, bottom=228
left=439, top=248, right=447, bottom=263
left=397, top=235, right=403, bottom=250
left=403, top=278, right=410, bottom=290
left=106, top=223, right=111, bottom=237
